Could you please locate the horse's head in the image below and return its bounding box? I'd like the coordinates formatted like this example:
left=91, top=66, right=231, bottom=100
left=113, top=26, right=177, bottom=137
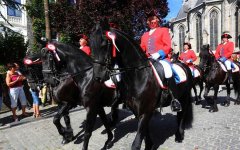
left=171, top=52, right=180, bottom=63
left=40, top=43, right=61, bottom=86
left=199, top=44, right=215, bottom=72
left=90, top=19, right=112, bottom=82
left=23, top=53, right=44, bottom=83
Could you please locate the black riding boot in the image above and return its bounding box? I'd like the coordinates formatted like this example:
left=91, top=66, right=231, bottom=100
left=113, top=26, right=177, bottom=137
left=227, top=70, right=233, bottom=84
left=167, top=78, right=182, bottom=112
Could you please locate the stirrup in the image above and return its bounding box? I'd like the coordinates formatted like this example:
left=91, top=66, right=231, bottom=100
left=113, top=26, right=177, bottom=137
left=171, top=99, right=182, bottom=112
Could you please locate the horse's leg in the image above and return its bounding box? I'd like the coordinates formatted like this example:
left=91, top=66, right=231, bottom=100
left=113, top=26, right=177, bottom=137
left=53, top=103, right=73, bottom=144
left=109, top=97, right=120, bottom=127
left=82, top=107, right=97, bottom=150
left=210, top=85, right=219, bottom=112
left=62, top=109, right=74, bottom=144
left=193, top=85, right=200, bottom=105
left=132, top=113, right=153, bottom=150
left=223, top=83, right=231, bottom=106
left=198, top=80, right=204, bottom=100
left=203, top=85, right=211, bottom=107
left=98, top=107, right=113, bottom=149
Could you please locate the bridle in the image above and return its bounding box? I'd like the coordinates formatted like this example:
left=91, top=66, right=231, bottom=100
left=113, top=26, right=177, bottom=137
left=92, top=30, right=151, bottom=77
left=41, top=44, right=92, bottom=84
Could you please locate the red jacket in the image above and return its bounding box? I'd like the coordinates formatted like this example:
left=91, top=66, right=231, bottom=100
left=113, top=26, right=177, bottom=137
left=80, top=46, right=91, bottom=56
left=179, top=50, right=197, bottom=64
left=140, top=27, right=172, bottom=57
left=214, top=41, right=234, bottom=59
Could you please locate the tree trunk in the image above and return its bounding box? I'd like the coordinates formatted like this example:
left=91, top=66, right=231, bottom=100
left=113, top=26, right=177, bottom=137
left=44, top=0, right=51, bottom=40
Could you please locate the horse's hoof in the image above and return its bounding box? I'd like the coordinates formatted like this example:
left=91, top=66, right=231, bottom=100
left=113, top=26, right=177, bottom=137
left=209, top=109, right=218, bottom=113
left=195, top=101, right=201, bottom=105
left=61, top=139, right=70, bottom=145
left=175, top=138, right=183, bottom=143
left=223, top=102, right=230, bottom=107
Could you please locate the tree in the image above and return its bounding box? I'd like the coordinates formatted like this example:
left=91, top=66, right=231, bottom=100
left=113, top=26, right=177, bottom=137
left=0, top=25, right=28, bottom=64
left=49, top=0, right=169, bottom=43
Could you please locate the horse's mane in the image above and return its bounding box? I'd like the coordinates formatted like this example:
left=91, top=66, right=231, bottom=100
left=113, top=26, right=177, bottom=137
left=55, top=42, right=92, bottom=66
left=112, top=29, right=147, bottom=58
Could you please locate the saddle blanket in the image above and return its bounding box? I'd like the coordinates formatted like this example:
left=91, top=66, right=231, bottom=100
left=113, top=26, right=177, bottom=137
left=218, top=61, right=239, bottom=73
left=189, top=66, right=201, bottom=78
left=150, top=61, right=187, bottom=89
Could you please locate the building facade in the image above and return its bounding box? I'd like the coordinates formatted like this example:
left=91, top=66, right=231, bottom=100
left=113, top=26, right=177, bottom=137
left=171, top=0, right=240, bottom=54
left=0, top=0, right=28, bottom=40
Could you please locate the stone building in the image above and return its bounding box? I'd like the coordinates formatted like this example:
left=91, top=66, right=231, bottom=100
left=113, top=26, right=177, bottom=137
left=170, top=0, right=240, bottom=54
left=0, top=0, right=29, bottom=40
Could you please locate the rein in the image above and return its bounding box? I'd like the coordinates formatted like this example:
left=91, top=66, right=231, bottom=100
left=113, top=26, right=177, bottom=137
left=47, top=66, right=92, bottom=83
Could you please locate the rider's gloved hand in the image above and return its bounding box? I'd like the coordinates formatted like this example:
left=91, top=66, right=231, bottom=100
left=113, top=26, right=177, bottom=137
left=219, top=57, right=227, bottom=62
left=186, top=59, right=193, bottom=63
left=150, top=52, right=160, bottom=60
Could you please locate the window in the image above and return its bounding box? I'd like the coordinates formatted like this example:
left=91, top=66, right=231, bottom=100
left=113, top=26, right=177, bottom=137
left=210, top=10, right=218, bottom=51
left=235, top=9, right=239, bottom=47
left=7, top=0, right=22, bottom=17
left=196, top=14, right=202, bottom=53
left=179, top=26, right=185, bottom=52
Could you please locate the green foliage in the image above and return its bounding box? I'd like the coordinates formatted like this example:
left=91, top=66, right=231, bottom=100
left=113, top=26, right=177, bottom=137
left=26, top=0, right=45, bottom=51
left=49, top=0, right=169, bottom=43
left=0, top=26, right=28, bottom=65
left=0, top=65, right=7, bottom=74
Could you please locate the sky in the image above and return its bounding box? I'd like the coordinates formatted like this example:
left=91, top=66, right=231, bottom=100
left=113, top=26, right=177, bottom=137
left=165, top=0, right=183, bottom=21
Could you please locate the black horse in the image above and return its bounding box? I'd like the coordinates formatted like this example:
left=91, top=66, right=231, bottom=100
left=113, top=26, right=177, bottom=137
left=23, top=52, right=78, bottom=143
left=199, top=44, right=240, bottom=112
left=40, top=42, right=120, bottom=149
left=90, top=22, right=193, bottom=150
left=171, top=52, right=204, bottom=105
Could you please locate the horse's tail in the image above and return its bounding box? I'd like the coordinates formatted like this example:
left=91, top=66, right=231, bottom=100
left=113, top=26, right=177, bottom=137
left=180, top=62, right=194, bottom=129
left=232, top=76, right=240, bottom=96
left=183, top=88, right=193, bottom=129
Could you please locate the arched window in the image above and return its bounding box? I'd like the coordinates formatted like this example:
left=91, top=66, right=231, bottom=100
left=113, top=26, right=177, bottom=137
left=210, top=10, right=218, bottom=50
left=179, top=26, right=185, bottom=52
left=196, top=14, right=202, bottom=53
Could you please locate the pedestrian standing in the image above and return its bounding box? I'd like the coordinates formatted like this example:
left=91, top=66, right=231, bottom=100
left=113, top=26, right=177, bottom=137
left=5, top=63, right=28, bottom=122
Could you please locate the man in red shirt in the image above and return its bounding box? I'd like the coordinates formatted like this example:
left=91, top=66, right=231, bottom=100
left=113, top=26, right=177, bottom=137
left=140, top=10, right=181, bottom=112
left=79, top=34, right=91, bottom=56
left=214, top=33, right=234, bottom=83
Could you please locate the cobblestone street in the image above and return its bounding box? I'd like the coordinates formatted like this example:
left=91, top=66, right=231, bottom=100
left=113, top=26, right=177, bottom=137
left=0, top=88, right=240, bottom=150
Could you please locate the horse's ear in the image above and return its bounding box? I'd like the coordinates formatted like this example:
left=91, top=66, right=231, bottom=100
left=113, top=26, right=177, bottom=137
left=100, top=17, right=110, bottom=31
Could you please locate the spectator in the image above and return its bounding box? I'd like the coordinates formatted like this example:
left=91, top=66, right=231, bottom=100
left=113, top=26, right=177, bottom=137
left=5, top=63, right=28, bottom=122
left=79, top=34, right=91, bottom=56
left=28, top=82, right=41, bottom=118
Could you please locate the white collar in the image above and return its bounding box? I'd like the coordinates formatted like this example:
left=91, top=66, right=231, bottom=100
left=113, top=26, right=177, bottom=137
left=149, top=28, right=157, bottom=35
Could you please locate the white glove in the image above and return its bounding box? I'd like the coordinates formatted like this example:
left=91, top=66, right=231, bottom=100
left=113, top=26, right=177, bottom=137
left=186, top=59, right=192, bottom=63
left=151, top=52, right=160, bottom=60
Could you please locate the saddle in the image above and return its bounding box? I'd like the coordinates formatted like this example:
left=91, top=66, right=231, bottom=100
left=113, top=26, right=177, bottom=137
left=217, top=60, right=240, bottom=73
left=188, top=65, right=201, bottom=78
left=150, top=59, right=187, bottom=89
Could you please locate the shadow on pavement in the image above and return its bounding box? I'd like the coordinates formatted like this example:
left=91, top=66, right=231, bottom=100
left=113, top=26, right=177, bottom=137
left=110, top=112, right=177, bottom=149
left=73, top=108, right=132, bottom=145
left=0, top=105, right=58, bottom=126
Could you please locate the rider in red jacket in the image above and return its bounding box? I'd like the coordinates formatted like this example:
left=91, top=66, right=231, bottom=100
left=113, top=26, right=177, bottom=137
left=179, top=43, right=197, bottom=66
left=214, top=33, right=234, bottom=83
left=79, top=34, right=91, bottom=56
left=140, top=10, right=181, bottom=112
